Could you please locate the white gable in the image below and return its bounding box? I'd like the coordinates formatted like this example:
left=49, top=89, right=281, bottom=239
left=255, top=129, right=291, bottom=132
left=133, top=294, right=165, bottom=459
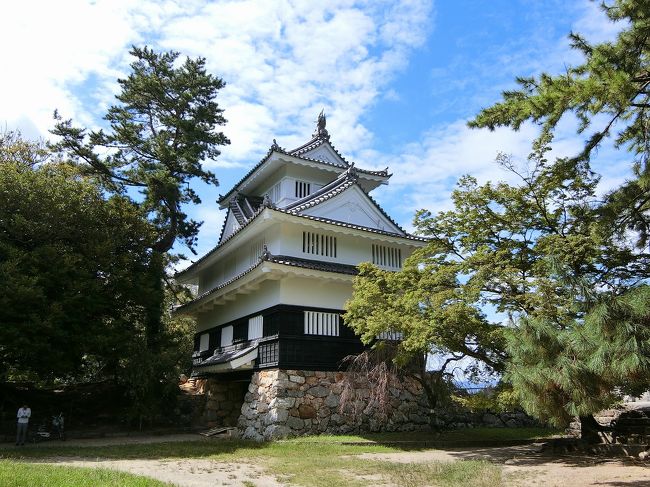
left=299, top=185, right=403, bottom=235
left=220, top=210, right=240, bottom=243
left=300, top=142, right=346, bottom=166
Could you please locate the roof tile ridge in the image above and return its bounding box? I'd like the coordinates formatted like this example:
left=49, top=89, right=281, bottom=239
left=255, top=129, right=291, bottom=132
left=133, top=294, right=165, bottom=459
left=284, top=170, right=354, bottom=211
left=289, top=135, right=326, bottom=155
left=176, top=204, right=269, bottom=278
left=362, top=187, right=408, bottom=235
left=269, top=207, right=427, bottom=241
left=174, top=257, right=266, bottom=312
left=217, top=142, right=288, bottom=204
left=286, top=178, right=356, bottom=213
left=264, top=253, right=359, bottom=276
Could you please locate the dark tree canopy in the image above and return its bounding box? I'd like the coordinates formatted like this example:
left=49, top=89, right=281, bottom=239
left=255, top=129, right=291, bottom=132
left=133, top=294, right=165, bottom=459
left=51, top=46, right=229, bottom=253
left=0, top=140, right=154, bottom=381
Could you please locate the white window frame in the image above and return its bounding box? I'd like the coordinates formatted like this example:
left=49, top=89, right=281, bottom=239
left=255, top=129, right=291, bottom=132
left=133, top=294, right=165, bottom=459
left=304, top=311, right=340, bottom=336
left=220, top=325, right=233, bottom=347
left=248, top=315, right=263, bottom=340
left=199, top=333, right=210, bottom=352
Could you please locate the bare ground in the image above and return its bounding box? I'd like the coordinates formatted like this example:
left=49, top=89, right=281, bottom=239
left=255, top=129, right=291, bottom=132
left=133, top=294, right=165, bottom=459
left=359, top=444, right=650, bottom=487
left=20, top=435, right=650, bottom=486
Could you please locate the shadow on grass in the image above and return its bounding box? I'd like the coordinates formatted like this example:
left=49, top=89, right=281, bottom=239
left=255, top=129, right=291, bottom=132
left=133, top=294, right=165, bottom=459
left=0, top=439, right=265, bottom=462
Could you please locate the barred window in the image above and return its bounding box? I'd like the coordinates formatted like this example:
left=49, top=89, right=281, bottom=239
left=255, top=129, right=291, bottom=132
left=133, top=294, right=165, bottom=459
left=304, top=311, right=340, bottom=336
left=377, top=330, right=403, bottom=341
left=295, top=180, right=311, bottom=198
left=248, top=315, right=263, bottom=340
left=372, top=244, right=401, bottom=269
left=302, top=231, right=337, bottom=257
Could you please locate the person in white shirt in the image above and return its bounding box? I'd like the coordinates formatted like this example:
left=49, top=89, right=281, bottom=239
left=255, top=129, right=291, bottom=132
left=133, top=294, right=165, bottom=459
left=16, top=405, right=31, bottom=446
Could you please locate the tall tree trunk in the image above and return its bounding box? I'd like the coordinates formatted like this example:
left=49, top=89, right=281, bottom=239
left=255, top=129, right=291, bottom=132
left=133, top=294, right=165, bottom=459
left=144, top=251, right=165, bottom=352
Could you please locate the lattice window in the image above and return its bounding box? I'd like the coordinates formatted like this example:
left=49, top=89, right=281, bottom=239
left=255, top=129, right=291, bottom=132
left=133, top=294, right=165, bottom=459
left=372, top=244, right=402, bottom=269
left=259, top=342, right=279, bottom=365
left=302, top=232, right=337, bottom=257
left=304, top=311, right=340, bottom=336
left=248, top=315, right=263, bottom=340
left=295, top=180, right=311, bottom=198
left=220, top=325, right=233, bottom=347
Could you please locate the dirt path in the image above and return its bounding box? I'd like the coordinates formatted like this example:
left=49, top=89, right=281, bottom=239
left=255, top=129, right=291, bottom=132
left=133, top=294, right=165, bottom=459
left=18, top=435, right=650, bottom=486
left=359, top=444, right=650, bottom=486
left=38, top=457, right=283, bottom=487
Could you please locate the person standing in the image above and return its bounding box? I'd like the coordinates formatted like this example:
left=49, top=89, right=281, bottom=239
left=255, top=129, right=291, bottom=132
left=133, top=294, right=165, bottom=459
left=16, top=404, right=31, bottom=446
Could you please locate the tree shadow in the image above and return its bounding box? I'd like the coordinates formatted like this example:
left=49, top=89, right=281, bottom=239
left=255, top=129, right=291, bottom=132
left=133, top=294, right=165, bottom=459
left=0, top=437, right=266, bottom=461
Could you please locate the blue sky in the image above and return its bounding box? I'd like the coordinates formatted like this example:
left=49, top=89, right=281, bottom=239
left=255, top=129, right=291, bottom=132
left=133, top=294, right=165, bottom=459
left=1, top=0, right=628, bottom=262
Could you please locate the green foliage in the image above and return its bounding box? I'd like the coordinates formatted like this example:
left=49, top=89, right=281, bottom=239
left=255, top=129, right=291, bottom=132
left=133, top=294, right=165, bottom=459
left=470, top=0, right=650, bottom=247
left=466, top=0, right=650, bottom=429
left=451, top=385, right=521, bottom=414
left=0, top=142, right=157, bottom=382
left=51, top=46, right=229, bottom=253
left=0, top=133, right=195, bottom=424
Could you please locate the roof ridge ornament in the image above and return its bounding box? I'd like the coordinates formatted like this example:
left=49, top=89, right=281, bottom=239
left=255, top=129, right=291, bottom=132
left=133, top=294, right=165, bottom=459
left=261, top=244, right=272, bottom=261
left=313, top=109, right=329, bottom=139
left=346, top=161, right=358, bottom=181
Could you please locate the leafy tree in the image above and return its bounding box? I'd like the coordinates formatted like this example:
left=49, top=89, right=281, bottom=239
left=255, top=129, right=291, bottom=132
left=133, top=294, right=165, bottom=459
left=464, top=0, right=650, bottom=438
left=0, top=132, right=196, bottom=425
left=0, top=134, right=155, bottom=382
left=51, top=46, right=229, bottom=353
left=51, top=46, right=229, bottom=253
left=469, top=0, right=650, bottom=246
left=346, top=132, right=650, bottom=437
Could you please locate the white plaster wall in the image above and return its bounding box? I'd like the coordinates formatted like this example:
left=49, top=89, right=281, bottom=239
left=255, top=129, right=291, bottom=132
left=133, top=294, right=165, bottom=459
left=276, top=222, right=416, bottom=267
left=199, top=228, right=278, bottom=294
left=279, top=276, right=352, bottom=310
left=196, top=279, right=282, bottom=331
left=252, top=164, right=335, bottom=208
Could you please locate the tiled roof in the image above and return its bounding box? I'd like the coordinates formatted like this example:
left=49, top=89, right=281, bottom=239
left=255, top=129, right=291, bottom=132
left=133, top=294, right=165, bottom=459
left=217, top=143, right=286, bottom=205
left=284, top=170, right=356, bottom=212
left=174, top=251, right=358, bottom=313
left=277, top=209, right=427, bottom=241
left=195, top=344, right=258, bottom=368
left=283, top=168, right=409, bottom=236
left=175, top=258, right=265, bottom=311
left=178, top=203, right=267, bottom=278
left=175, top=204, right=427, bottom=279
left=266, top=254, right=358, bottom=276
left=217, top=136, right=388, bottom=205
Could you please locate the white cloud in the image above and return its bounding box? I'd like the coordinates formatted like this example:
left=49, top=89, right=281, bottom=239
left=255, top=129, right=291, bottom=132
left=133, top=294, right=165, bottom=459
left=1, top=0, right=432, bottom=171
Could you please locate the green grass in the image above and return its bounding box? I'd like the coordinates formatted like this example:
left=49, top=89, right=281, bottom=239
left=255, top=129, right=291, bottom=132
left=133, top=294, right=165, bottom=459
left=0, top=428, right=555, bottom=486
left=288, top=426, right=560, bottom=444
left=0, top=460, right=170, bottom=486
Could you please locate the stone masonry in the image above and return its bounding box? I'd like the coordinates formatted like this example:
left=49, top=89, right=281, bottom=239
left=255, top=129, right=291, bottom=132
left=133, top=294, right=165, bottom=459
left=197, top=370, right=538, bottom=440
left=238, top=369, right=431, bottom=441
left=195, top=378, right=249, bottom=427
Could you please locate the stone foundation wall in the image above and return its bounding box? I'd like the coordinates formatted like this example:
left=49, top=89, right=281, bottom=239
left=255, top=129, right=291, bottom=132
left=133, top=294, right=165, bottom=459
left=194, top=378, right=248, bottom=428
left=195, top=370, right=538, bottom=440
left=238, top=369, right=432, bottom=441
